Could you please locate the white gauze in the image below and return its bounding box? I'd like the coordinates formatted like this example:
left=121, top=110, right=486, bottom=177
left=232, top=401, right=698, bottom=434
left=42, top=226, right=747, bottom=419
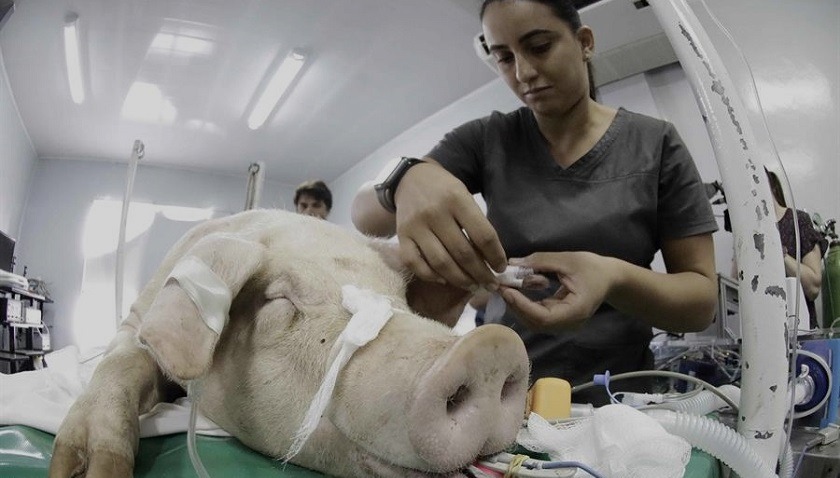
left=284, top=284, right=395, bottom=461
left=168, top=256, right=232, bottom=335
left=517, top=404, right=691, bottom=478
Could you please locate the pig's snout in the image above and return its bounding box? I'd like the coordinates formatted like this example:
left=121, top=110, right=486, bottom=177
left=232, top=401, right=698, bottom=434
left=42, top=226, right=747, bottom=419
left=407, top=324, right=529, bottom=471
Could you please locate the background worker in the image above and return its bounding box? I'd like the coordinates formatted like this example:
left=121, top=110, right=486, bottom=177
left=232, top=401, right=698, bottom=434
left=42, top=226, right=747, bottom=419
left=765, top=169, right=827, bottom=328
left=294, top=180, right=332, bottom=220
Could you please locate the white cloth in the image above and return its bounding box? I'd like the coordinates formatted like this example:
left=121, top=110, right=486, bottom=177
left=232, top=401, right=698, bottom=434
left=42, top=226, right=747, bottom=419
left=0, top=346, right=229, bottom=437
left=517, top=405, right=691, bottom=478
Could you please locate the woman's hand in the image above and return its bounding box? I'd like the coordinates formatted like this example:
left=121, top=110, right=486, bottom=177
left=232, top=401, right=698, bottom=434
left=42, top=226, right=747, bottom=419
left=498, top=252, right=614, bottom=333
left=394, top=161, right=507, bottom=289
left=501, top=234, right=717, bottom=334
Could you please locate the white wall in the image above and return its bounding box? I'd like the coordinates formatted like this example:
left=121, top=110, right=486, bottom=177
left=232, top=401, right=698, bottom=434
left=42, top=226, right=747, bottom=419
left=701, top=0, right=839, bottom=225
left=0, top=46, right=37, bottom=242
left=16, top=158, right=295, bottom=352
left=328, top=79, right=521, bottom=228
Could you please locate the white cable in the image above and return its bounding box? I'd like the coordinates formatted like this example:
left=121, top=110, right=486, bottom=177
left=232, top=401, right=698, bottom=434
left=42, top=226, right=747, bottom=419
left=655, top=384, right=742, bottom=416
left=187, top=381, right=212, bottom=478
left=572, top=369, right=740, bottom=413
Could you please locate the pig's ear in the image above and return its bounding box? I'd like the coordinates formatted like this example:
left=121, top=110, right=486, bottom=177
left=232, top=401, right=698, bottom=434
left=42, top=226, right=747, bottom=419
left=138, top=234, right=266, bottom=380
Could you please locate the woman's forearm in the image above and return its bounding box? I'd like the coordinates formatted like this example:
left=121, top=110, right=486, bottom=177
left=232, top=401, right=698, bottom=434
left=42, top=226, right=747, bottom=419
left=783, top=248, right=823, bottom=300
left=351, top=181, right=397, bottom=237
left=605, top=257, right=717, bottom=332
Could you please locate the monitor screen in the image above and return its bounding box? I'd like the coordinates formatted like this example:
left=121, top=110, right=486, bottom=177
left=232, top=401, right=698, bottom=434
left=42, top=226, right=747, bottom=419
left=0, top=229, right=15, bottom=273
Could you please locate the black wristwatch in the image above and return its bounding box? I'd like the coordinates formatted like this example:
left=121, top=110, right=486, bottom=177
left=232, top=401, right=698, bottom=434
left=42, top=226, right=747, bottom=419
left=374, top=157, right=425, bottom=213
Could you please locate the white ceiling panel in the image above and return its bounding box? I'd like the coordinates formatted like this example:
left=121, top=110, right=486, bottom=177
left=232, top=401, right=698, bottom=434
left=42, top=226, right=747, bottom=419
left=0, top=0, right=495, bottom=183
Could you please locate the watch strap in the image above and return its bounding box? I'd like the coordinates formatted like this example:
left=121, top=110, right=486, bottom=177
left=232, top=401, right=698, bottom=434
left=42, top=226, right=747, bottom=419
left=374, top=157, right=425, bottom=213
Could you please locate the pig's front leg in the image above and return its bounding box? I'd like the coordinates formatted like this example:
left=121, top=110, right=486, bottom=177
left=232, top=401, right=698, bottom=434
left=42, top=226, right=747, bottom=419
left=48, top=324, right=176, bottom=478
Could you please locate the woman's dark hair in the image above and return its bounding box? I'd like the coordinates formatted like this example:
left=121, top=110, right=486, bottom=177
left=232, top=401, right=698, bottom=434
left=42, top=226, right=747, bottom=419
left=294, top=180, right=333, bottom=211
left=764, top=168, right=787, bottom=208
left=480, top=0, right=597, bottom=100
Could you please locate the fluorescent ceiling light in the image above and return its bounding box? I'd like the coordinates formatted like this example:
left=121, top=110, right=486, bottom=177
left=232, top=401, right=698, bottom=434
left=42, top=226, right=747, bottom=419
left=247, top=49, right=306, bottom=130
left=64, top=13, right=85, bottom=104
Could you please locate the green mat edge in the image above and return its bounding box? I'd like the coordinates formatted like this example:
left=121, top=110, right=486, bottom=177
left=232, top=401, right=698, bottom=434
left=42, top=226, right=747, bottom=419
left=0, top=425, right=719, bottom=477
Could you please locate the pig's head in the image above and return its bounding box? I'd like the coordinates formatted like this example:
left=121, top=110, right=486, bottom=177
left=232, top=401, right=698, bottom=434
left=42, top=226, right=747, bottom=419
left=136, top=211, right=529, bottom=478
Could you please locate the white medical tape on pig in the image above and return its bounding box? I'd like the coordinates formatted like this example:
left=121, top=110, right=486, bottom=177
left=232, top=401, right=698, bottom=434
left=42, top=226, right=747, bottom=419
left=284, top=284, right=394, bottom=461
left=167, top=256, right=232, bottom=335
left=494, top=265, right=534, bottom=288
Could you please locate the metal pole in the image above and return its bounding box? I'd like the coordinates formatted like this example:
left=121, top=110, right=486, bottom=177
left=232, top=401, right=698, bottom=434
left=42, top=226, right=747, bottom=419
left=244, top=162, right=266, bottom=210
left=115, top=140, right=144, bottom=328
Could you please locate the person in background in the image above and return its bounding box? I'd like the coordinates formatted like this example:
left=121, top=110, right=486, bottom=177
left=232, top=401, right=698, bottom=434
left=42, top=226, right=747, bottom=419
left=766, top=169, right=827, bottom=328
left=350, top=0, right=718, bottom=404
left=294, top=180, right=332, bottom=220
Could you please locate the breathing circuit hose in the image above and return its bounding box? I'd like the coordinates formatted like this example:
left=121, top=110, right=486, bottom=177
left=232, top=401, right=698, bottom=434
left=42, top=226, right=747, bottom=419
left=644, top=409, right=778, bottom=478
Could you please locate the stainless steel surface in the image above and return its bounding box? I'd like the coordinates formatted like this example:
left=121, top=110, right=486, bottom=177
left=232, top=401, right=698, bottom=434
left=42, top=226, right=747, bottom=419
left=791, top=427, right=840, bottom=478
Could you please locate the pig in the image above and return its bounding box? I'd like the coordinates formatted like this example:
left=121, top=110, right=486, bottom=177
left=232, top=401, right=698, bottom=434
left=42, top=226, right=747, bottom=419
left=48, top=209, right=530, bottom=478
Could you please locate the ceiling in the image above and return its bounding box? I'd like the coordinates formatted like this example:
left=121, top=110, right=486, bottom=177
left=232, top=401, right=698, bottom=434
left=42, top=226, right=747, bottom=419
left=1, top=0, right=673, bottom=185
left=0, top=0, right=502, bottom=184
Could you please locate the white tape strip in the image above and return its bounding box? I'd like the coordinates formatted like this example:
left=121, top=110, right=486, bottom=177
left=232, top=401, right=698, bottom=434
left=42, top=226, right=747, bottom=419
left=494, top=265, right=534, bottom=288
left=284, top=284, right=394, bottom=461
left=168, top=256, right=232, bottom=336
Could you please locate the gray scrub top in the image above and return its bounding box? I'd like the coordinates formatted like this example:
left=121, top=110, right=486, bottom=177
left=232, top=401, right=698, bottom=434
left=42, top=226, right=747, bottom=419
left=427, top=107, right=718, bottom=403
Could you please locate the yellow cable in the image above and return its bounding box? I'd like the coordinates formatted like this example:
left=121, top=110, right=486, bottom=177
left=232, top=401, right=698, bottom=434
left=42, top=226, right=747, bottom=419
left=504, top=454, right=529, bottom=478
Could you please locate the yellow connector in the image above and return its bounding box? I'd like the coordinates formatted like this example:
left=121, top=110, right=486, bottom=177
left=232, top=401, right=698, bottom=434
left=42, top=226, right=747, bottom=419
left=528, top=378, right=571, bottom=420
